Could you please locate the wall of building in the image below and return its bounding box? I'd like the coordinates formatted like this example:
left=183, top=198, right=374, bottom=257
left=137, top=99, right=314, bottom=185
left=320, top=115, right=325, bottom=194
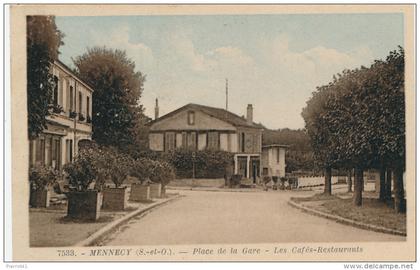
left=29, top=62, right=94, bottom=170
left=236, top=127, right=262, bottom=154
left=150, top=109, right=236, bottom=131
left=52, top=63, right=93, bottom=123
left=261, top=147, right=286, bottom=177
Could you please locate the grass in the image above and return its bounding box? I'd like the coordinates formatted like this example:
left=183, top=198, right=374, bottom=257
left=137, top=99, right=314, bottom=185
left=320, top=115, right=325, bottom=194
left=292, top=194, right=406, bottom=233
left=291, top=192, right=338, bottom=203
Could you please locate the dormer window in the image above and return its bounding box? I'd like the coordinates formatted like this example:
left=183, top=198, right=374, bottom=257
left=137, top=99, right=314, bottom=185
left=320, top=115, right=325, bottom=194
left=187, top=111, right=195, bottom=125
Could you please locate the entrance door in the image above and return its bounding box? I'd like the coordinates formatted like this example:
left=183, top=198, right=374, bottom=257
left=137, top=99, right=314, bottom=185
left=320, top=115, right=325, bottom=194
left=238, top=157, right=247, bottom=178
left=251, top=159, right=260, bottom=183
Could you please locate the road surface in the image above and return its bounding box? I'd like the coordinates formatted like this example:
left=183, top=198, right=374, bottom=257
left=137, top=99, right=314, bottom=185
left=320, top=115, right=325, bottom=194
left=100, top=190, right=405, bottom=246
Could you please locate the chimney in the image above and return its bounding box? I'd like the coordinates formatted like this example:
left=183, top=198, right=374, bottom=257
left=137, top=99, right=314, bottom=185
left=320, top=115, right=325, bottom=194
left=246, top=104, right=253, bottom=124
left=154, top=98, right=159, bottom=120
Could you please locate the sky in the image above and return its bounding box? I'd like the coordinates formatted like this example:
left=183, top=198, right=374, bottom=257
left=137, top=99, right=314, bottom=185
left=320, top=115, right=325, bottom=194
left=56, top=13, right=403, bottom=129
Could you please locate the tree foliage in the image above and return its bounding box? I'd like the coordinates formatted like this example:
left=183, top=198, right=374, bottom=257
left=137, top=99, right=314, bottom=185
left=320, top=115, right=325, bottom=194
left=164, top=149, right=234, bottom=179
left=302, top=47, right=405, bottom=207
left=73, top=47, right=147, bottom=153
left=27, top=16, right=64, bottom=139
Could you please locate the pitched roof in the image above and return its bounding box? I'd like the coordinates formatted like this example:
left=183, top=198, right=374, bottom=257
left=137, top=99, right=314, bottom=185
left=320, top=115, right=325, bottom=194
left=149, top=103, right=265, bottom=129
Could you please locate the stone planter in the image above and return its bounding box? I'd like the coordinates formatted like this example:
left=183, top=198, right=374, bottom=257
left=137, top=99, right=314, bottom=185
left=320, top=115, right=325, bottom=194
left=149, top=183, right=162, bottom=198
left=67, top=190, right=101, bottom=221
left=102, top=187, right=128, bottom=210
left=129, top=184, right=150, bottom=201
left=30, top=188, right=50, bottom=208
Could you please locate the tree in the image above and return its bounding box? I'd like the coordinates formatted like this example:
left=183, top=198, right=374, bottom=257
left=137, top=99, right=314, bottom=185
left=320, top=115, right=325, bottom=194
left=301, top=83, right=339, bottom=195
left=27, top=16, right=64, bottom=139
left=302, top=47, right=405, bottom=209
left=73, top=47, right=147, bottom=153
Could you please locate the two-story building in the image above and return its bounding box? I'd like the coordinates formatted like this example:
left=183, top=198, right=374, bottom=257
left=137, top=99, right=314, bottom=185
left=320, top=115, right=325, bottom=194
left=148, top=102, right=264, bottom=183
left=28, top=60, right=94, bottom=170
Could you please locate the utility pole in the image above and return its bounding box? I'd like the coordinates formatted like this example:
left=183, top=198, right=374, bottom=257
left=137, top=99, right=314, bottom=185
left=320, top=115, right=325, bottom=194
left=225, top=78, right=228, bottom=111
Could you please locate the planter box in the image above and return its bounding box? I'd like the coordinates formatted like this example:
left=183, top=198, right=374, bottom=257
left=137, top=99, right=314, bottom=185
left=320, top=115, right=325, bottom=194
left=67, top=190, right=101, bottom=221
left=129, top=184, right=150, bottom=201
left=30, top=188, right=51, bottom=208
left=102, top=187, right=128, bottom=210
left=149, top=183, right=162, bottom=198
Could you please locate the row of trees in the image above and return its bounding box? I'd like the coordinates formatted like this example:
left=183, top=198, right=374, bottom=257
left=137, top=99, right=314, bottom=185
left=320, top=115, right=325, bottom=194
left=27, top=16, right=150, bottom=157
left=301, top=47, right=405, bottom=212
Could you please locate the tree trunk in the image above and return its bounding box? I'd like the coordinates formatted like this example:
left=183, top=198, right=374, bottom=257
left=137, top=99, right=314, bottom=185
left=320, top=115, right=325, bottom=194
left=393, top=166, right=405, bottom=213
left=347, top=169, right=352, bottom=193
left=324, top=167, right=332, bottom=195
left=353, top=166, right=363, bottom=206
left=385, top=168, right=392, bottom=201
left=379, top=166, right=386, bottom=201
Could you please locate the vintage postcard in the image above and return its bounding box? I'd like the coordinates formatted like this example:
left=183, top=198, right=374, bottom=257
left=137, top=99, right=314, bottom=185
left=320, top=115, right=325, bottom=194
left=6, top=4, right=416, bottom=262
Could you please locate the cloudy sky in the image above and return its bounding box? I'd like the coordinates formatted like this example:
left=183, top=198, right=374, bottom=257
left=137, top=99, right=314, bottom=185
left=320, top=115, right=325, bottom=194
left=56, top=13, right=403, bottom=129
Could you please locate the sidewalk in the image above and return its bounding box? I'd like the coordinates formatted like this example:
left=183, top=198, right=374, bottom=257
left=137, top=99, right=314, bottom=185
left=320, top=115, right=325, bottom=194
left=30, top=193, right=180, bottom=247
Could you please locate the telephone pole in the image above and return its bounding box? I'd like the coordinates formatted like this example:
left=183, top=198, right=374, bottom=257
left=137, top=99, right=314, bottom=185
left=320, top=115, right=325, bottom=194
left=225, top=78, right=228, bottom=111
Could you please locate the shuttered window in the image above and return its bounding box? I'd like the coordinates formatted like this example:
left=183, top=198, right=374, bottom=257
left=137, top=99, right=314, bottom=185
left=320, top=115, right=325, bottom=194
left=207, top=132, right=219, bottom=150
left=187, top=132, right=197, bottom=150
left=182, top=132, right=187, bottom=148
left=165, top=132, right=175, bottom=151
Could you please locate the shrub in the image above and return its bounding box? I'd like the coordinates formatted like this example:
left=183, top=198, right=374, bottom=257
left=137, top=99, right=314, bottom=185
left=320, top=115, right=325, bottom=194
left=165, top=149, right=234, bottom=178
left=69, top=111, right=77, bottom=118
left=108, top=150, right=133, bottom=188
left=130, top=157, right=154, bottom=184
left=29, top=165, right=59, bottom=191
left=263, top=176, right=272, bottom=184
left=130, top=158, right=175, bottom=187
left=63, top=147, right=101, bottom=191
left=149, top=160, right=175, bottom=187
left=78, top=113, right=86, bottom=121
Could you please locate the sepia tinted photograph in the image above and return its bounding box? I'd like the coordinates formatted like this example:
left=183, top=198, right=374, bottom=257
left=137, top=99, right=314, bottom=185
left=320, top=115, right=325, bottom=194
left=6, top=4, right=416, bottom=262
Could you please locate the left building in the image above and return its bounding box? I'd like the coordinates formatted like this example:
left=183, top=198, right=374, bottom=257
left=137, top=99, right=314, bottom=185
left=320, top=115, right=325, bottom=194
left=28, top=60, right=94, bottom=170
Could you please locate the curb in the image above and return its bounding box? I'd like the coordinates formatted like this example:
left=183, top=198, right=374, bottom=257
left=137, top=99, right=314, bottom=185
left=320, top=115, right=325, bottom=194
left=166, top=187, right=262, bottom=193
left=287, top=200, right=406, bottom=237
left=74, top=195, right=182, bottom=247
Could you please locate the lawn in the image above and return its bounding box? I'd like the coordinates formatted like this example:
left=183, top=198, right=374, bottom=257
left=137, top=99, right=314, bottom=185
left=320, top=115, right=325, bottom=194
left=292, top=194, right=406, bottom=233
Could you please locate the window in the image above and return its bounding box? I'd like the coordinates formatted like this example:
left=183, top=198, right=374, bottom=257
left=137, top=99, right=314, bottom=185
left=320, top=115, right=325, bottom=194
left=165, top=132, right=175, bottom=151
left=53, top=76, right=59, bottom=106
left=46, top=137, right=52, bottom=166
left=207, top=132, right=219, bottom=150
left=182, top=132, right=187, bottom=148
left=263, top=168, right=269, bottom=176
left=86, top=96, right=90, bottom=118
left=66, top=139, right=73, bottom=163
left=69, top=85, right=74, bottom=111
left=241, top=132, right=245, bottom=153
left=187, top=111, right=195, bottom=125
left=187, top=132, right=197, bottom=150
left=36, top=138, right=45, bottom=165
left=51, top=138, right=61, bottom=169
left=276, top=148, right=280, bottom=164
left=78, top=91, right=83, bottom=114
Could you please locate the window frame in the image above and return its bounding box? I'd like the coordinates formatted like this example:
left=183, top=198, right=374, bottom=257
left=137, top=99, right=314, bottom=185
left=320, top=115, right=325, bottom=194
left=187, top=111, right=195, bottom=125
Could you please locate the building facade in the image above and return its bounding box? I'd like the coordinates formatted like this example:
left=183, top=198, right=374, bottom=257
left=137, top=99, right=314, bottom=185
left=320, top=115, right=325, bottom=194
left=28, top=60, right=94, bottom=170
left=148, top=103, right=264, bottom=183
left=261, top=144, right=287, bottom=178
